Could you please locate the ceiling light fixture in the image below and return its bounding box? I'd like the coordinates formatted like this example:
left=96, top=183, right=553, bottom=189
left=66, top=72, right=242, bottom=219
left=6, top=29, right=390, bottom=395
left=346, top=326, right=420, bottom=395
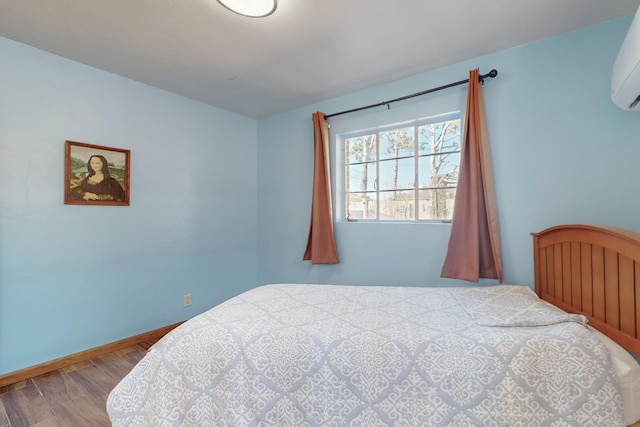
left=216, top=0, right=277, bottom=17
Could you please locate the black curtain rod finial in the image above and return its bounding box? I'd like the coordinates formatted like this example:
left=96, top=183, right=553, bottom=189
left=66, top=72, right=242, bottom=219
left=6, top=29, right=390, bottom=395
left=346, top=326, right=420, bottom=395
left=479, top=69, right=498, bottom=85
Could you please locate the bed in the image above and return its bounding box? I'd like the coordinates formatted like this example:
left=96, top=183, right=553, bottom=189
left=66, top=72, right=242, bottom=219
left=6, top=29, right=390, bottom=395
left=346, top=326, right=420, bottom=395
left=107, top=224, right=640, bottom=426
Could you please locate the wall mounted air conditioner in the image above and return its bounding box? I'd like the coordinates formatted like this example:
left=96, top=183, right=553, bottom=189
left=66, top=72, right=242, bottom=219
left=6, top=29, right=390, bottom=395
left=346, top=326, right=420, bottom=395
left=612, top=5, right=640, bottom=110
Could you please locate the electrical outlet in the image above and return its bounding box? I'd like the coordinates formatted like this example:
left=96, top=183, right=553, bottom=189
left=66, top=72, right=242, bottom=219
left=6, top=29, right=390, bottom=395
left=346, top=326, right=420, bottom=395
left=183, top=293, right=192, bottom=307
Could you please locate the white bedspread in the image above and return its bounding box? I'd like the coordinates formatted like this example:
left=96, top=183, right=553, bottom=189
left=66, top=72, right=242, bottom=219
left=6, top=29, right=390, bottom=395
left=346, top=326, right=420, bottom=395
left=107, top=284, right=624, bottom=426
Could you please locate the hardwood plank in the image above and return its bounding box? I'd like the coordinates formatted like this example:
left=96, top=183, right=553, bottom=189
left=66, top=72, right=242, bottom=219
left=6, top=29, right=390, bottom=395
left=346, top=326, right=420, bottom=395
left=92, top=347, right=147, bottom=381
left=32, top=371, right=85, bottom=407
left=0, top=399, right=9, bottom=427
left=30, top=417, right=62, bottom=427
left=114, top=344, right=150, bottom=358
left=137, top=339, right=158, bottom=350
left=60, top=361, right=93, bottom=374
left=52, top=397, right=111, bottom=427
left=2, top=384, right=54, bottom=427
left=66, top=365, right=120, bottom=407
left=0, top=379, right=32, bottom=396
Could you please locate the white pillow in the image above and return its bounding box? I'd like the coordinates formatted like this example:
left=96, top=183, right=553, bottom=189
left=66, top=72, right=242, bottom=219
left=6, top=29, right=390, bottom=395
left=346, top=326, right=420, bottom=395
left=588, top=326, right=640, bottom=425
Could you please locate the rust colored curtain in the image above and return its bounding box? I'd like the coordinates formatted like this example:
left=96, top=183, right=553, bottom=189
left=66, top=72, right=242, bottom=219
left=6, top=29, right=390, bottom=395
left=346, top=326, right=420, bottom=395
left=441, top=69, right=503, bottom=283
left=303, top=112, right=339, bottom=264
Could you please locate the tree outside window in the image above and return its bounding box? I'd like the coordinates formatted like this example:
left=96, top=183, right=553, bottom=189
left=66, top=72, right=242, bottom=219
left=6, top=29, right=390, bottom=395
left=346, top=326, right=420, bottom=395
left=344, top=114, right=461, bottom=221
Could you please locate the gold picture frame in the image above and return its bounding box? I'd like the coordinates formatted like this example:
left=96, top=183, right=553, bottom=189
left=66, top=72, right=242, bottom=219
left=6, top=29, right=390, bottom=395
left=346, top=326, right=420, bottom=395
left=64, top=140, right=130, bottom=206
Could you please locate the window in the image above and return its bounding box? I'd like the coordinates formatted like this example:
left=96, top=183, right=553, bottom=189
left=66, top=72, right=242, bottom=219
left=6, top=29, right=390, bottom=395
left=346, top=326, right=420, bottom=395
left=344, top=113, right=461, bottom=221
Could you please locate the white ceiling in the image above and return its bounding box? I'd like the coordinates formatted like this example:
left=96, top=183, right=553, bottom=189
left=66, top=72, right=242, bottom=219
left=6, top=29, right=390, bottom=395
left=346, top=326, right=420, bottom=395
left=1, top=0, right=639, bottom=118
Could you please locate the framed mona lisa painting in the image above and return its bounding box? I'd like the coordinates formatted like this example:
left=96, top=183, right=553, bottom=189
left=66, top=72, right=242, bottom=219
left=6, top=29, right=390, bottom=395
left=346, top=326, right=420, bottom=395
left=64, top=140, right=130, bottom=206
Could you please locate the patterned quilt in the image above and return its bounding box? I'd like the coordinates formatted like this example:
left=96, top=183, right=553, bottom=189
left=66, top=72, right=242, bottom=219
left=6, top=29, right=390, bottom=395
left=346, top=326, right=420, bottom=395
left=107, top=284, right=624, bottom=426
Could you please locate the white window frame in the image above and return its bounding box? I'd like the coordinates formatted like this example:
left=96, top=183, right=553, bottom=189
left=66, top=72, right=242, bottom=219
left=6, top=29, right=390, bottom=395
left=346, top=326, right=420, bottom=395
left=337, top=112, right=461, bottom=223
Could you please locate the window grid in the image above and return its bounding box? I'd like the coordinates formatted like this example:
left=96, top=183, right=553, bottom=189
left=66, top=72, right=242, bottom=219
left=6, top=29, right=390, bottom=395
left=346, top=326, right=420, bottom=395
left=344, top=114, right=461, bottom=222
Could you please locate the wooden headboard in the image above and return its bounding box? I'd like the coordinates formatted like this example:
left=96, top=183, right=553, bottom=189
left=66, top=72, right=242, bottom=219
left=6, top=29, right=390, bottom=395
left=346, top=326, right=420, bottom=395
left=532, top=224, right=640, bottom=356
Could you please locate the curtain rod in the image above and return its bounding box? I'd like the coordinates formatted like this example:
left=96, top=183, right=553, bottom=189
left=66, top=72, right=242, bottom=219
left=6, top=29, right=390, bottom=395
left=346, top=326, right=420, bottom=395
left=325, top=69, right=498, bottom=119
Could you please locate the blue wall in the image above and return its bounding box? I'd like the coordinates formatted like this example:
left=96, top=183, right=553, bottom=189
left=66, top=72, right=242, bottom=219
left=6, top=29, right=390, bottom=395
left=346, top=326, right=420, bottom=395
left=257, top=17, right=640, bottom=288
left=0, top=37, right=258, bottom=374
left=3, top=15, right=640, bottom=375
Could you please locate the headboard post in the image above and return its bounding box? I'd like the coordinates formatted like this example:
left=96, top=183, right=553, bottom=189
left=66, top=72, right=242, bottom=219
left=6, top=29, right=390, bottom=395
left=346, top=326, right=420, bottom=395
left=532, top=232, right=541, bottom=297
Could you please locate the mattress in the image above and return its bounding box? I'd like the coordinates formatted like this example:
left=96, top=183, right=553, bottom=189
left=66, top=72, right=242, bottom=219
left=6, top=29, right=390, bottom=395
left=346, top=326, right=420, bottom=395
left=107, top=284, right=624, bottom=426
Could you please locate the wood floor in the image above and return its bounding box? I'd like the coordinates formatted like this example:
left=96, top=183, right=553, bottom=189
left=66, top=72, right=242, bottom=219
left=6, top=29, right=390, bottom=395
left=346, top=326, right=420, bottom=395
left=0, top=340, right=157, bottom=427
